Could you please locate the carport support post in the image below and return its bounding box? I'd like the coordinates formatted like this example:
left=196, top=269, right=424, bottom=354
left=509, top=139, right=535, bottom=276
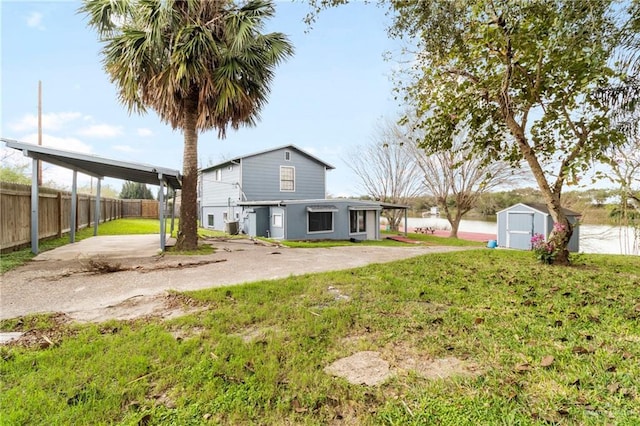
left=158, top=176, right=166, bottom=251
left=70, top=170, right=77, bottom=243
left=404, top=209, right=408, bottom=236
left=30, top=157, right=39, bottom=254
left=93, top=178, right=101, bottom=236
left=170, top=189, right=176, bottom=235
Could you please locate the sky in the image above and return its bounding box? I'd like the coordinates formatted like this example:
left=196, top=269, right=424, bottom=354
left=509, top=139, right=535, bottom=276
left=1, top=0, right=402, bottom=197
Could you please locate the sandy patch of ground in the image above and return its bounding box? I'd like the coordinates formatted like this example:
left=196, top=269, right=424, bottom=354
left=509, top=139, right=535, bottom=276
left=325, top=349, right=481, bottom=386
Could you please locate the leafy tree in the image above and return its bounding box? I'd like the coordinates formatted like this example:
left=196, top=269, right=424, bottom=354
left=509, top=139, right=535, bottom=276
left=409, top=127, right=518, bottom=237
left=309, top=0, right=633, bottom=264
left=119, top=181, right=154, bottom=200
left=397, top=1, right=635, bottom=264
left=81, top=0, right=293, bottom=250
left=0, top=163, right=30, bottom=185
left=347, top=118, right=424, bottom=231
left=74, top=182, right=119, bottom=198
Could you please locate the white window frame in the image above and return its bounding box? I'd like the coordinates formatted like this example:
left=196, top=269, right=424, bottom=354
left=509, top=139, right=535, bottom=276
left=207, top=214, right=214, bottom=227
left=349, top=210, right=367, bottom=234
left=307, top=211, right=334, bottom=234
left=272, top=213, right=283, bottom=228
left=280, top=166, right=295, bottom=192
left=215, top=169, right=222, bottom=181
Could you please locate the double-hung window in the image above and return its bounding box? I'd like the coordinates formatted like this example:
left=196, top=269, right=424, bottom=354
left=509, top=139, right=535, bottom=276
left=280, top=166, right=295, bottom=191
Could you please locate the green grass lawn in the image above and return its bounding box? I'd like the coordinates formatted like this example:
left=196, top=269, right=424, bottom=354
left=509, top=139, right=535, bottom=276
left=278, top=231, right=484, bottom=248
left=1, top=250, right=638, bottom=425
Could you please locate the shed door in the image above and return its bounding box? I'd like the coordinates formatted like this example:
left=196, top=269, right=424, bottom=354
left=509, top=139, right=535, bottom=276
left=507, top=212, right=534, bottom=250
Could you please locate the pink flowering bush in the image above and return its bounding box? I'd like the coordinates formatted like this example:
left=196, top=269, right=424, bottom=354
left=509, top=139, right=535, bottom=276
left=531, top=233, right=555, bottom=264
left=531, top=222, right=571, bottom=264
left=553, top=222, right=567, bottom=234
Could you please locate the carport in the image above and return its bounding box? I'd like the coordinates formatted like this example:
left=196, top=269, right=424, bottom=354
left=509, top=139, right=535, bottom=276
left=1, top=138, right=182, bottom=254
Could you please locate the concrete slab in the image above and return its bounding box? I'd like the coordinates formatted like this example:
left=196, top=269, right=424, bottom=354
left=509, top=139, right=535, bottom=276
left=34, top=235, right=164, bottom=261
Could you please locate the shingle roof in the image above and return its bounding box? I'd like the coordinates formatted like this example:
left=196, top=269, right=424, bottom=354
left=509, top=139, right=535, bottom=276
left=200, top=144, right=335, bottom=172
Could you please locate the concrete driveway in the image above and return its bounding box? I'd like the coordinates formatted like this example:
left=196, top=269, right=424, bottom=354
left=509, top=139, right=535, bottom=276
left=33, top=234, right=164, bottom=261
left=1, top=236, right=473, bottom=323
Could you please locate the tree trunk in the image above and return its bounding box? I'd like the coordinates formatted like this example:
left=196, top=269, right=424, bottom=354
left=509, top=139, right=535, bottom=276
left=442, top=203, right=459, bottom=238
left=500, top=100, right=573, bottom=264
left=448, top=218, right=459, bottom=238
left=176, top=93, right=199, bottom=251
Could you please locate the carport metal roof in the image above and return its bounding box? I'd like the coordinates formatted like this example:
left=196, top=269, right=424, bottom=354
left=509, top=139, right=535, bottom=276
left=2, top=138, right=182, bottom=254
left=2, top=138, right=182, bottom=189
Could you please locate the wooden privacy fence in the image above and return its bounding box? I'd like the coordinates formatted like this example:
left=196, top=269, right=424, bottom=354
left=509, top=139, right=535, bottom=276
left=0, top=182, right=160, bottom=252
left=121, top=199, right=159, bottom=218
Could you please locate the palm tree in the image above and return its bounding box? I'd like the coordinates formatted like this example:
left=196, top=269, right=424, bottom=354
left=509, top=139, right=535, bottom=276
left=80, top=0, right=294, bottom=249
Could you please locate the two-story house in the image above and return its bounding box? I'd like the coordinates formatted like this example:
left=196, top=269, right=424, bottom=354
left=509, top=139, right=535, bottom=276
left=199, top=145, right=394, bottom=241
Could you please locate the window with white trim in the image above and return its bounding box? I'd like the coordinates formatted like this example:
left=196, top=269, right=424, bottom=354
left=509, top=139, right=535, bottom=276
left=350, top=210, right=367, bottom=233
left=207, top=214, right=214, bottom=227
left=215, top=169, right=222, bottom=181
left=272, top=213, right=283, bottom=227
left=285, top=151, right=291, bottom=161
left=308, top=212, right=333, bottom=233
left=280, top=166, right=295, bottom=191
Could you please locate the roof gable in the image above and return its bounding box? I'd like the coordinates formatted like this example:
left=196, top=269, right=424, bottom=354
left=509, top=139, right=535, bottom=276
left=497, top=202, right=580, bottom=217
left=200, top=144, right=335, bottom=172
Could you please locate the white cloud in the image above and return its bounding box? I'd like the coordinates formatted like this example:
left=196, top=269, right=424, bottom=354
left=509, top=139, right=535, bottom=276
left=2, top=134, right=93, bottom=188
left=9, top=112, right=83, bottom=132
left=113, top=145, right=136, bottom=153
left=137, top=128, right=153, bottom=137
left=26, top=12, right=45, bottom=30
left=77, top=124, right=124, bottom=138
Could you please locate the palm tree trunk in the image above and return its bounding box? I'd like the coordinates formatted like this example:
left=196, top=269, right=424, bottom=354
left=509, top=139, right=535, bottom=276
left=176, top=93, right=199, bottom=251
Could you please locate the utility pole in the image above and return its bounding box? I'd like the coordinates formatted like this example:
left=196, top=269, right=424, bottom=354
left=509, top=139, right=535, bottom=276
left=37, top=80, right=42, bottom=186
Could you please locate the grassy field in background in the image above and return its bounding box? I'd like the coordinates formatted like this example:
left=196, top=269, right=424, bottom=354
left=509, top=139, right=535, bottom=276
left=1, top=249, right=638, bottom=425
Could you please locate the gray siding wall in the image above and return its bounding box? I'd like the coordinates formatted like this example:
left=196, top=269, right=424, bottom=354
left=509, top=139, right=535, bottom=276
left=201, top=205, right=242, bottom=231
left=241, top=148, right=326, bottom=201
left=201, top=165, right=241, bottom=206
left=281, top=202, right=380, bottom=241
left=246, top=207, right=270, bottom=237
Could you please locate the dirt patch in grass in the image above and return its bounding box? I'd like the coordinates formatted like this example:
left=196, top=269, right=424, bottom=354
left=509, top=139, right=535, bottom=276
left=68, top=292, right=206, bottom=323
left=0, top=313, right=74, bottom=349
left=325, top=351, right=392, bottom=386
left=325, top=345, right=481, bottom=386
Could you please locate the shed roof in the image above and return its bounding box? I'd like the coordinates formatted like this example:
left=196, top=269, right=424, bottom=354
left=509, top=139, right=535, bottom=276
left=498, top=202, right=580, bottom=217
left=2, top=138, right=182, bottom=189
left=200, top=144, right=335, bottom=172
